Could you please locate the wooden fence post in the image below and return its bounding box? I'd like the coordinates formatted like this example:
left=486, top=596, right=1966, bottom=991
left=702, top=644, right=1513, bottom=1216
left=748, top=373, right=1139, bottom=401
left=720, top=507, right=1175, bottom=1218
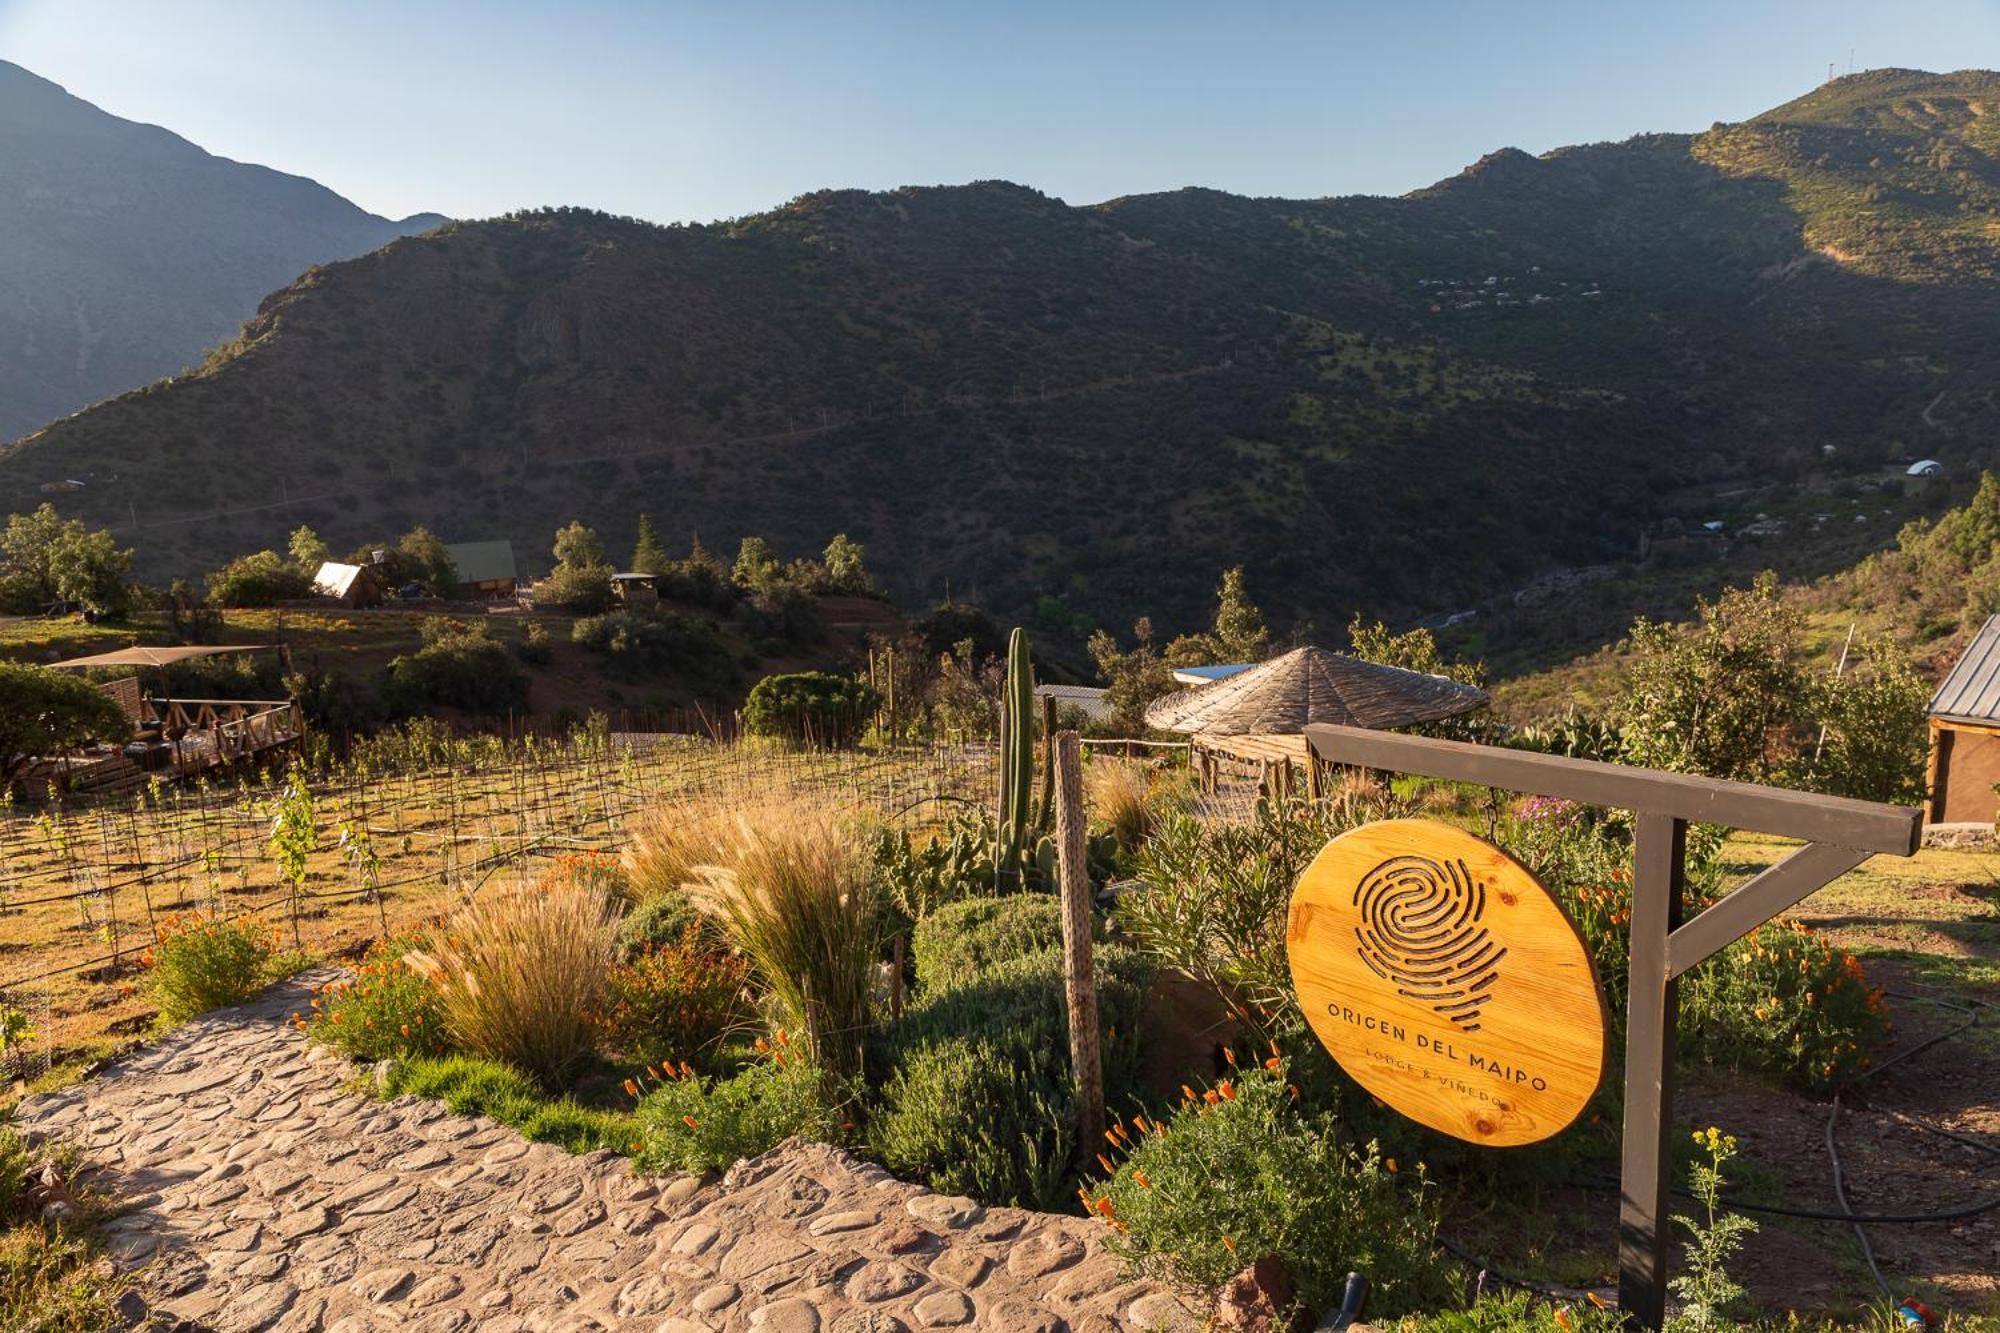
left=1052, top=730, right=1105, bottom=1163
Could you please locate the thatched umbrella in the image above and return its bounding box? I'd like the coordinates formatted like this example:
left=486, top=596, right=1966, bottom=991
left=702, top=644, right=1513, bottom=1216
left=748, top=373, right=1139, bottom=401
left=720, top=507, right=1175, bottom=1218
left=1143, top=645, right=1487, bottom=736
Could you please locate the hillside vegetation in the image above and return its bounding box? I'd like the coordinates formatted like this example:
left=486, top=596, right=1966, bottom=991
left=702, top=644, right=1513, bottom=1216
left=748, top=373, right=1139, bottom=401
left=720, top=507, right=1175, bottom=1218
left=0, top=61, right=443, bottom=442
left=5, top=70, right=1998, bottom=649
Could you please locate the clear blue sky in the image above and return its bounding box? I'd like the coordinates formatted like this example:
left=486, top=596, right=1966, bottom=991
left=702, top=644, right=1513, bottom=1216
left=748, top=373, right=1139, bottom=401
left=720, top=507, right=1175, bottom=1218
left=3, top=0, right=1995, bottom=224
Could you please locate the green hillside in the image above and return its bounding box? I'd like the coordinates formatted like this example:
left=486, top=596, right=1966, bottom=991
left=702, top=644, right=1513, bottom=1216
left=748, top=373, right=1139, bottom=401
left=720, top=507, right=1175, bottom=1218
left=4, top=70, right=1998, bottom=650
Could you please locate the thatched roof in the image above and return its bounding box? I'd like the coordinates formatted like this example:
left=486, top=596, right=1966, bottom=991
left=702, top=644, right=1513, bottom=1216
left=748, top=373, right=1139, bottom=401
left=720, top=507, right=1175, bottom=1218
left=1143, top=645, right=1487, bottom=735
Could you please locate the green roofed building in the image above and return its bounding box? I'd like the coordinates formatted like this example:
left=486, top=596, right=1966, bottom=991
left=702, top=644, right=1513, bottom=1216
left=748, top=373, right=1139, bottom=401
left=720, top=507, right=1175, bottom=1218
left=444, top=540, right=518, bottom=598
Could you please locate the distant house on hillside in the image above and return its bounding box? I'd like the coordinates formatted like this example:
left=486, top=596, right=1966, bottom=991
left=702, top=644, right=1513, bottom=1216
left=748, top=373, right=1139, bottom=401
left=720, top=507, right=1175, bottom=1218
left=445, top=540, right=518, bottom=598
left=1034, top=683, right=1111, bottom=723
left=611, top=573, right=659, bottom=606
left=1907, top=459, right=1944, bottom=479
left=312, top=561, right=384, bottom=609
left=1926, top=615, right=2000, bottom=825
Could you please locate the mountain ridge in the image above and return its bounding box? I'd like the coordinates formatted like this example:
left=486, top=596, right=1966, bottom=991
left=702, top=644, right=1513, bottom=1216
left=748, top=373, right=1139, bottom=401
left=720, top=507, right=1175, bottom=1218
left=3, top=70, right=1996, bottom=644
left=0, top=59, right=445, bottom=441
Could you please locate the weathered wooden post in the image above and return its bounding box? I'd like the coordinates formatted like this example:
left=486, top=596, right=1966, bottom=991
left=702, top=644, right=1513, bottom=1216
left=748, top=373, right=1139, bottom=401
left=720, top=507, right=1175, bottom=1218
left=1052, top=730, right=1105, bottom=1162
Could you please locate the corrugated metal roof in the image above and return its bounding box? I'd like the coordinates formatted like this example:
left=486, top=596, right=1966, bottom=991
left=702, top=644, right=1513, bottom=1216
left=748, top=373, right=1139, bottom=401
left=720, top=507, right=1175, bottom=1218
left=1930, top=615, right=2000, bottom=724
left=445, top=540, right=517, bottom=586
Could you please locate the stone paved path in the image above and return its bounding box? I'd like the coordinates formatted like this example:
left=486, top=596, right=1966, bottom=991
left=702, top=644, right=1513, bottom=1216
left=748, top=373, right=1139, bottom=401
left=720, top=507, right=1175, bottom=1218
left=15, top=973, right=1197, bottom=1332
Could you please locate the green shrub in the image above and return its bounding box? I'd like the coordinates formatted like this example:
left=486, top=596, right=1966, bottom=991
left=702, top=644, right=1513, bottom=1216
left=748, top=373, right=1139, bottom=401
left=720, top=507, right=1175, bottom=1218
left=1094, top=1061, right=1457, bottom=1318
left=533, top=562, right=615, bottom=614
left=571, top=609, right=738, bottom=693
left=144, top=914, right=284, bottom=1024
left=1401, top=1290, right=1624, bottom=1333
left=376, top=1056, right=635, bottom=1154
left=741, top=671, right=878, bottom=747
left=0, top=1131, right=28, bottom=1218
left=301, top=936, right=449, bottom=1062
left=601, top=925, right=753, bottom=1066
left=869, top=944, right=1154, bottom=1209
left=912, top=894, right=1064, bottom=993
left=514, top=620, right=553, bottom=665
left=206, top=549, right=314, bottom=607
left=1514, top=799, right=1886, bottom=1090
left=630, top=1045, right=842, bottom=1174
left=387, top=619, right=530, bottom=714
left=617, top=890, right=722, bottom=957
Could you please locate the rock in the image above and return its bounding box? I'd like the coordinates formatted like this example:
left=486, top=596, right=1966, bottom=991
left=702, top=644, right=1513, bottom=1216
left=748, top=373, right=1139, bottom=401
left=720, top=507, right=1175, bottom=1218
left=1212, top=1254, right=1295, bottom=1331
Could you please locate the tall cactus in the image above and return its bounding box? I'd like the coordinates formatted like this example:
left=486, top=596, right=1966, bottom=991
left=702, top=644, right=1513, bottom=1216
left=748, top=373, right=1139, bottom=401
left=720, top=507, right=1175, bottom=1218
left=996, top=627, right=1035, bottom=889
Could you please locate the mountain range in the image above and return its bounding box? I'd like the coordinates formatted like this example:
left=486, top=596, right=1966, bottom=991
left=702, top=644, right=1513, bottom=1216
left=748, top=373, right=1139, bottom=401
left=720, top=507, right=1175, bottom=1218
left=0, top=60, right=443, bottom=443
left=2, top=67, right=1996, bottom=644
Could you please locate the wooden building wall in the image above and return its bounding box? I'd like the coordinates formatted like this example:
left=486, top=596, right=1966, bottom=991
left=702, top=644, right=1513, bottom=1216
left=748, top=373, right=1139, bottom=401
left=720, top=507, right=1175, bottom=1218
left=1929, top=721, right=2000, bottom=824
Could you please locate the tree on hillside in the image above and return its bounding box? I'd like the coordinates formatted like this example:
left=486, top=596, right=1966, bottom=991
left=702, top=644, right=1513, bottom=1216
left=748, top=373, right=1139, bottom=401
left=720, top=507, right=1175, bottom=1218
left=535, top=521, right=613, bottom=612
left=207, top=550, right=314, bottom=608
left=1617, top=572, right=1808, bottom=783
left=288, top=525, right=331, bottom=572
left=398, top=527, right=459, bottom=598
left=820, top=534, right=875, bottom=596
left=732, top=536, right=780, bottom=592
left=1089, top=618, right=1177, bottom=734
left=1347, top=615, right=1487, bottom=687
left=1162, top=566, right=1271, bottom=666
left=1210, top=566, right=1270, bottom=662
left=0, top=504, right=133, bottom=617
left=553, top=521, right=608, bottom=572
left=631, top=514, right=671, bottom=577
left=0, top=662, right=129, bottom=788
left=1800, top=637, right=1933, bottom=804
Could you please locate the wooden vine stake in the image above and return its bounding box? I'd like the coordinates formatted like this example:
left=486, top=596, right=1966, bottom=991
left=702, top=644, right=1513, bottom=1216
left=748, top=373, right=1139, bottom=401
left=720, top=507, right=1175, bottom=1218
left=1052, top=730, right=1105, bottom=1163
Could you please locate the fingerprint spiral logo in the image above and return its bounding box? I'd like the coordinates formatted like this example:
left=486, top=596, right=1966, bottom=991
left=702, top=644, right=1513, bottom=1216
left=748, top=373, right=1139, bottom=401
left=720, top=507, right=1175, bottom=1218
left=1352, top=854, right=1507, bottom=1031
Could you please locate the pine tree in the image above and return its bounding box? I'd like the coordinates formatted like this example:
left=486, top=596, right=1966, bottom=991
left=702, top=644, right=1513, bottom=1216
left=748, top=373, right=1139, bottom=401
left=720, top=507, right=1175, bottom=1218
left=1211, top=566, right=1269, bottom=661
left=631, top=514, right=670, bottom=576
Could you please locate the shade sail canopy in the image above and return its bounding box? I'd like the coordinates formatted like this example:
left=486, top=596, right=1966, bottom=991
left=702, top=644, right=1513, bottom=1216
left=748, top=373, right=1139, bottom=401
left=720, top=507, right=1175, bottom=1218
left=46, top=644, right=275, bottom=671
left=1144, top=645, right=1488, bottom=735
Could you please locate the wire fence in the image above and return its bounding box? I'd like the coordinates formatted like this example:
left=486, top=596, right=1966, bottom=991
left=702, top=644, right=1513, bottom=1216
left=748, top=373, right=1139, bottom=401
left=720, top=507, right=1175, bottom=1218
left=0, top=730, right=999, bottom=1069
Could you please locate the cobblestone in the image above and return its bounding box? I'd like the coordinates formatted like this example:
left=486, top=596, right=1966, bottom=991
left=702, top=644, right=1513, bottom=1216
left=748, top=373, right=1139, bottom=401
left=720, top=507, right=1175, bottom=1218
left=15, top=973, right=1189, bottom=1330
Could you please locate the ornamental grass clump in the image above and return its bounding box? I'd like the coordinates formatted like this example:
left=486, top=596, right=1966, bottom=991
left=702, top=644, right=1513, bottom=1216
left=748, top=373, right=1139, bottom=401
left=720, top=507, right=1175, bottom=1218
left=1084, top=758, right=1154, bottom=855
left=687, top=798, right=882, bottom=1087
left=402, top=879, right=617, bottom=1088
left=1091, top=1057, right=1456, bottom=1318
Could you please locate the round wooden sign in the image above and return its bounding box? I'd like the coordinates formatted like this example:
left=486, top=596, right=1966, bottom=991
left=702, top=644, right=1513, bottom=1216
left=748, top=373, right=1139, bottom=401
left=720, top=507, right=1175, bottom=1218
left=1287, top=818, right=1607, bottom=1146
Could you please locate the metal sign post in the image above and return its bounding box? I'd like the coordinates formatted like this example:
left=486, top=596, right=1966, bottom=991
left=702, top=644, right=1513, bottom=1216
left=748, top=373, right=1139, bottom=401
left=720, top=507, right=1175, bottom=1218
left=1302, top=724, right=1922, bottom=1330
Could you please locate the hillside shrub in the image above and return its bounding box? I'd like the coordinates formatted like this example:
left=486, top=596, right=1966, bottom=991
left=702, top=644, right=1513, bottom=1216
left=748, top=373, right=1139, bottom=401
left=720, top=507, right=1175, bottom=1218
left=402, top=880, right=617, bottom=1087
left=387, top=618, right=529, bottom=714
left=300, top=936, right=448, bottom=1063
left=869, top=944, right=1154, bottom=1209
left=1093, top=1060, right=1456, bottom=1318
left=733, top=583, right=825, bottom=652
left=532, top=561, right=615, bottom=614
left=600, top=925, right=752, bottom=1065
left=1514, top=798, right=1885, bottom=1090
left=205, top=549, right=314, bottom=607
left=911, top=894, right=1064, bottom=993
left=144, top=914, right=284, bottom=1024
left=741, top=671, right=878, bottom=747
left=571, top=609, right=738, bottom=694
left=629, top=1043, right=842, bottom=1174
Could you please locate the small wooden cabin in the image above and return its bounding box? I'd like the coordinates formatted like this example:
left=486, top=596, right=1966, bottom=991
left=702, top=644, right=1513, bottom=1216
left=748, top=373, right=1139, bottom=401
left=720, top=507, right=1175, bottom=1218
left=445, top=540, right=518, bottom=599
left=1927, top=615, right=2000, bottom=825
left=611, top=573, right=659, bottom=606
left=312, top=561, right=385, bottom=609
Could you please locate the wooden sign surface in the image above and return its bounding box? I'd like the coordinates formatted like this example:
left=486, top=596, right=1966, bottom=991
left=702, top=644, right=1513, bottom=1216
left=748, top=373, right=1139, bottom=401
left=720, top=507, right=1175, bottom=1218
left=1287, top=818, right=1607, bottom=1146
